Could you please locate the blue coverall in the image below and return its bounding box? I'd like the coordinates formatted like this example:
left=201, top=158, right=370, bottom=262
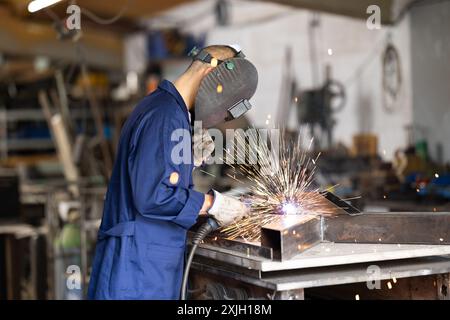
left=87, top=80, right=205, bottom=299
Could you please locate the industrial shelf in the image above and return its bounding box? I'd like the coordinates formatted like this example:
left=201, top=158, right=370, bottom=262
left=6, top=139, right=54, bottom=151
left=0, top=109, right=89, bottom=122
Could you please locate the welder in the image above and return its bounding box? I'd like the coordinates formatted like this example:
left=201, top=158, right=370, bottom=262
left=88, top=45, right=258, bottom=299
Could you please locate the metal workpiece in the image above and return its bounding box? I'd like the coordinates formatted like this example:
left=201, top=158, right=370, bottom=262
left=200, top=193, right=450, bottom=261
left=260, top=214, right=321, bottom=260
left=254, top=191, right=358, bottom=261
left=202, top=236, right=273, bottom=260
left=322, top=212, right=450, bottom=245
left=201, top=210, right=450, bottom=262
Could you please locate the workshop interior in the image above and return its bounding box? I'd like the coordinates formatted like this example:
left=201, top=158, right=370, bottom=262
left=1, top=0, right=450, bottom=301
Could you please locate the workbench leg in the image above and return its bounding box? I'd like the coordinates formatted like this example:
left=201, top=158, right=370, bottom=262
left=5, top=236, right=21, bottom=299
left=437, top=274, right=450, bottom=300
left=29, top=235, right=38, bottom=300
left=273, top=289, right=304, bottom=300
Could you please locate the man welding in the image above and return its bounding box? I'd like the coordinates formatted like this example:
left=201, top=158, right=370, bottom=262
left=88, top=45, right=258, bottom=299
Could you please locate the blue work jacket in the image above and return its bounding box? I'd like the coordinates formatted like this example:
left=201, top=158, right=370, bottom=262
left=87, top=80, right=205, bottom=299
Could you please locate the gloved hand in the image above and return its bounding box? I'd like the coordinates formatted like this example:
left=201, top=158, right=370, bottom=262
left=208, top=190, right=250, bottom=227
left=192, top=129, right=215, bottom=167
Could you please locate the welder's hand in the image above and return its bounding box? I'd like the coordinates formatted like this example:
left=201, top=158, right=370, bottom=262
left=192, top=129, right=215, bottom=167
left=207, top=190, right=250, bottom=227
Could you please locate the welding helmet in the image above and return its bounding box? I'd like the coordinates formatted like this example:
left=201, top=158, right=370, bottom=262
left=190, top=45, right=258, bottom=128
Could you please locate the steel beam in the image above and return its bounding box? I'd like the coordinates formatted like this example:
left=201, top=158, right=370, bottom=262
left=259, top=192, right=351, bottom=260
left=260, top=215, right=321, bottom=260
left=259, top=212, right=450, bottom=261
left=323, top=212, right=450, bottom=245
left=203, top=236, right=273, bottom=260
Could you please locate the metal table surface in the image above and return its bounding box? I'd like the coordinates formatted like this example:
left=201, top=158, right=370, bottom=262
left=195, top=242, right=450, bottom=272
left=192, top=242, right=450, bottom=293
left=193, top=255, right=450, bottom=291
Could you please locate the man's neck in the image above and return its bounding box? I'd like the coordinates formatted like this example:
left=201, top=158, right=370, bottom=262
left=173, top=68, right=207, bottom=110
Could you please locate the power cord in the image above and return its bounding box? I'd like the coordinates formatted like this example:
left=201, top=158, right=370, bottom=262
left=180, top=218, right=219, bottom=300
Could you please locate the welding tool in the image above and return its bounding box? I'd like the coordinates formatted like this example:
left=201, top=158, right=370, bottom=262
left=181, top=217, right=219, bottom=300
left=181, top=190, right=250, bottom=299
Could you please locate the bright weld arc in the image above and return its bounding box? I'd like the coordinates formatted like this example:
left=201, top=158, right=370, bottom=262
left=282, top=202, right=299, bottom=215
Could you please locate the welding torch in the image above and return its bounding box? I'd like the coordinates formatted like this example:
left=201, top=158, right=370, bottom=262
left=181, top=190, right=252, bottom=300
left=181, top=217, right=219, bottom=300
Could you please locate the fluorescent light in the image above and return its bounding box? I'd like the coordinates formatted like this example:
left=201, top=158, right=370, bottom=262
left=28, top=0, right=63, bottom=13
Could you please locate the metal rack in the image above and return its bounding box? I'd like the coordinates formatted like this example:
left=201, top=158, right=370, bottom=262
left=0, top=108, right=54, bottom=158
left=0, top=108, right=100, bottom=158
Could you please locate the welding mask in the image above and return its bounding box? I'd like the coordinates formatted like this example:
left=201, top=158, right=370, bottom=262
left=190, top=46, right=258, bottom=128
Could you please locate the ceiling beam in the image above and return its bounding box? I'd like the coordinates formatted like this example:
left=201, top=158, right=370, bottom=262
left=0, top=7, right=123, bottom=70
left=73, top=0, right=194, bottom=19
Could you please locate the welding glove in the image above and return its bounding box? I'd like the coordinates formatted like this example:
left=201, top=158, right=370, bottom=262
left=207, top=190, right=250, bottom=227
left=192, top=129, right=215, bottom=167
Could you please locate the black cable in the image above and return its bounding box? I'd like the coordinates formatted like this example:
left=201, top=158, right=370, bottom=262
left=80, top=0, right=134, bottom=25
left=181, top=218, right=219, bottom=300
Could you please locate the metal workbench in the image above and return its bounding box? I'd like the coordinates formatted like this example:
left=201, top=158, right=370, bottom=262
left=191, top=242, right=450, bottom=300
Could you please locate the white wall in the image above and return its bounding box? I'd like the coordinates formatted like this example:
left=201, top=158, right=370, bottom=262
left=410, top=1, right=450, bottom=163
left=147, top=0, right=414, bottom=160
